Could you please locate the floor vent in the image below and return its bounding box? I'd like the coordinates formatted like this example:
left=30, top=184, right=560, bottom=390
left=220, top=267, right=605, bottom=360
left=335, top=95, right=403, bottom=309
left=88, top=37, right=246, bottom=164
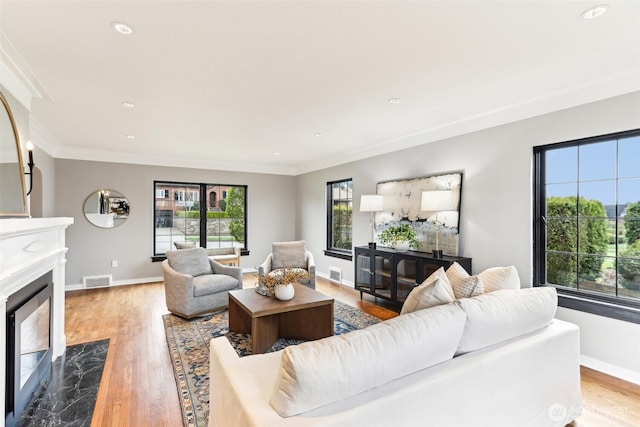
left=328, top=266, right=342, bottom=284
left=82, top=274, right=112, bottom=289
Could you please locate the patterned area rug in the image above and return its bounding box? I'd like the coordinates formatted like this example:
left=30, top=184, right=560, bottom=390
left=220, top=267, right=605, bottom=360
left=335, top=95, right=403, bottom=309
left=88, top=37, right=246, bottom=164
left=162, top=299, right=380, bottom=427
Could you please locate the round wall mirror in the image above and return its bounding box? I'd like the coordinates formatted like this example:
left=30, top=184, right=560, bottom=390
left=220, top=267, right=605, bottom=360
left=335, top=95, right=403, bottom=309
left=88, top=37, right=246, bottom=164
left=84, top=189, right=130, bottom=228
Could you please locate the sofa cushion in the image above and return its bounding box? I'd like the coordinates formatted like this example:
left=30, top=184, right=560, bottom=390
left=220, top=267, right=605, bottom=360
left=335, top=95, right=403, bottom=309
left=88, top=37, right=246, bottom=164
left=272, top=240, right=307, bottom=269
left=455, top=287, right=557, bottom=354
left=166, top=247, right=212, bottom=277
left=479, top=265, right=521, bottom=292
left=400, top=277, right=455, bottom=314
left=193, top=274, right=238, bottom=297
left=269, top=303, right=467, bottom=417
left=174, top=241, right=197, bottom=250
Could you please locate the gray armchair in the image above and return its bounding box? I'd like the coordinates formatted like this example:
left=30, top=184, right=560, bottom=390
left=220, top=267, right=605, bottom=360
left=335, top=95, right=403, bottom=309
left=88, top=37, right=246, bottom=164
left=258, top=240, right=316, bottom=289
left=163, top=247, right=242, bottom=318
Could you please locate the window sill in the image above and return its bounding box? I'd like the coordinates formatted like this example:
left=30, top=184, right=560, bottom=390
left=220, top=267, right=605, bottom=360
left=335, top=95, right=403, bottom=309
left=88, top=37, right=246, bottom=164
left=552, top=288, right=640, bottom=325
left=324, top=249, right=352, bottom=261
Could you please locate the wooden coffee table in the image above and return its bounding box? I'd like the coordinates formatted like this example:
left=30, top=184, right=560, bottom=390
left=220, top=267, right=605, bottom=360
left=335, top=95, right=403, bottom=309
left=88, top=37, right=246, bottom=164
left=228, top=283, right=334, bottom=354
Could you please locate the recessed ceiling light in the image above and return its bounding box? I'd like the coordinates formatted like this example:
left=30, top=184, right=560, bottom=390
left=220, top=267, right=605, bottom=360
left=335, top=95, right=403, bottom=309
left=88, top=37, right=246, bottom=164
left=388, top=98, right=400, bottom=104
left=314, top=133, right=323, bottom=137
left=112, top=21, right=134, bottom=35
left=121, top=101, right=135, bottom=108
left=126, top=135, right=136, bottom=140
left=274, top=152, right=280, bottom=156
left=581, top=5, right=608, bottom=19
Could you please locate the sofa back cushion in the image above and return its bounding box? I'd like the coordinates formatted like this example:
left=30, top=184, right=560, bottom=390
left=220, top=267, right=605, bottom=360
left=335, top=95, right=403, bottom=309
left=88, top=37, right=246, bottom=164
left=272, top=240, right=307, bottom=269
left=166, top=247, right=212, bottom=277
left=455, top=287, right=557, bottom=354
left=269, top=303, right=466, bottom=417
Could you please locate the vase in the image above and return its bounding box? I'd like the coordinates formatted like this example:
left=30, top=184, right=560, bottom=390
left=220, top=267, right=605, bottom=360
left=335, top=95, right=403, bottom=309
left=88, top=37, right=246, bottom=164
left=274, top=283, right=295, bottom=301
left=393, top=241, right=410, bottom=252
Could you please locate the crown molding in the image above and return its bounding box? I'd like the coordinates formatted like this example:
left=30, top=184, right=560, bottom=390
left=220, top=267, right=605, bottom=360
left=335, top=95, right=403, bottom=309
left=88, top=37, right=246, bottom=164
left=295, top=67, right=640, bottom=175
left=0, top=34, right=43, bottom=110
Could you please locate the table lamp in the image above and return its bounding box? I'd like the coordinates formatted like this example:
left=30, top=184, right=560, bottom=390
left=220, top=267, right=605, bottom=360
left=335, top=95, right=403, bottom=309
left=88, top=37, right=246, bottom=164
left=421, top=190, right=456, bottom=258
left=360, top=195, right=384, bottom=248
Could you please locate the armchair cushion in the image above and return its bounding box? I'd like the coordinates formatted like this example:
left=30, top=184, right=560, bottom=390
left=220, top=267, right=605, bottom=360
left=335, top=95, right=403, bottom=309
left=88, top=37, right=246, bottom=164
left=166, top=247, right=212, bottom=277
left=272, top=241, right=307, bottom=269
left=193, top=274, right=240, bottom=297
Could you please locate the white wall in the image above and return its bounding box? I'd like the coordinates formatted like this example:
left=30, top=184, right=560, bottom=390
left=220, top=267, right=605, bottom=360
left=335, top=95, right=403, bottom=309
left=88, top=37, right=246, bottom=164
left=55, top=159, right=297, bottom=286
left=297, top=91, right=640, bottom=383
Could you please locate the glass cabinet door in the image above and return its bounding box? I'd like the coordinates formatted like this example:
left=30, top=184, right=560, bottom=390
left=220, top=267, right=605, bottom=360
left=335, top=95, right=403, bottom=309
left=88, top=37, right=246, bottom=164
left=373, top=254, right=392, bottom=299
left=396, top=258, right=417, bottom=304
left=355, top=249, right=372, bottom=293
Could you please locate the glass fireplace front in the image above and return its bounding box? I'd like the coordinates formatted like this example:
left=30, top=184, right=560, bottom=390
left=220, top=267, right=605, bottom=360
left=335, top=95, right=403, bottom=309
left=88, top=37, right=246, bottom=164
left=5, top=271, right=53, bottom=426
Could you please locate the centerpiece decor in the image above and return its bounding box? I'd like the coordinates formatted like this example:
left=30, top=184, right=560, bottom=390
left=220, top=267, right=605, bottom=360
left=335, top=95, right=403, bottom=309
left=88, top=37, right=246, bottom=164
left=257, top=267, right=309, bottom=300
left=378, top=223, right=418, bottom=251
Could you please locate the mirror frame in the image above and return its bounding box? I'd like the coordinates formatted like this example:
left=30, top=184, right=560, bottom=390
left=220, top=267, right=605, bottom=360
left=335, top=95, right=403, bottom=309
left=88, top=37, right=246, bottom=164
left=0, top=91, right=29, bottom=217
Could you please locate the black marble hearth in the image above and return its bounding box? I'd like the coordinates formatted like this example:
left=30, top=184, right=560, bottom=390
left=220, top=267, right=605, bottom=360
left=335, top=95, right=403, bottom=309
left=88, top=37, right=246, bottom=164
left=15, top=339, right=109, bottom=427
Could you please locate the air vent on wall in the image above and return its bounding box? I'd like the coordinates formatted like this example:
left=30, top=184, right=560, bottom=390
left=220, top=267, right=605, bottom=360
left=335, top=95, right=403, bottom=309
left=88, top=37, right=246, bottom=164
left=82, top=274, right=112, bottom=289
left=329, top=266, right=342, bottom=284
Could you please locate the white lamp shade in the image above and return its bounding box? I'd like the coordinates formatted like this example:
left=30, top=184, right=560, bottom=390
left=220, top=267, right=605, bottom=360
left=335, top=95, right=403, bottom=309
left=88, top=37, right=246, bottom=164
left=421, top=191, right=456, bottom=212
left=360, top=194, right=384, bottom=212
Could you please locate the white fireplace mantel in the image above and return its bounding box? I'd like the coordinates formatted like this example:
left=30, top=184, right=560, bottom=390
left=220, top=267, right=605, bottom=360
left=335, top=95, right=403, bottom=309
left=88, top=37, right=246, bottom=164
left=0, top=217, right=73, bottom=426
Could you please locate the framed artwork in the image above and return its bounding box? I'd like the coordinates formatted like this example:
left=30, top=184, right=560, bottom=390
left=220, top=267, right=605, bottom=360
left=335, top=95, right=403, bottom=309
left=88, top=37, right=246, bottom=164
left=374, top=172, right=463, bottom=256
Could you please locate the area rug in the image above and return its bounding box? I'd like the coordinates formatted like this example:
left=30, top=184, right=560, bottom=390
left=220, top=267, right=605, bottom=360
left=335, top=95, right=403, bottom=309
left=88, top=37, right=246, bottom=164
left=163, top=300, right=380, bottom=427
left=17, top=339, right=109, bottom=427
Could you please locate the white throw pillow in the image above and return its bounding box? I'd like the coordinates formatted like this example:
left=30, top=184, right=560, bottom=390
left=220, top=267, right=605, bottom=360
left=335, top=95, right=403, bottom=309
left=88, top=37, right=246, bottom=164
left=479, top=265, right=521, bottom=292
left=446, top=263, right=483, bottom=299
left=400, top=277, right=455, bottom=314
left=455, top=287, right=558, bottom=354
left=452, top=275, right=484, bottom=299
left=270, top=303, right=467, bottom=417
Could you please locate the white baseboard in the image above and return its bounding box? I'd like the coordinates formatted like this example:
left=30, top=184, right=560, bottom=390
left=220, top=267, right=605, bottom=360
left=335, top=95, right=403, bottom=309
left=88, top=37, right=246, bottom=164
left=581, top=355, right=640, bottom=386
left=66, top=276, right=163, bottom=291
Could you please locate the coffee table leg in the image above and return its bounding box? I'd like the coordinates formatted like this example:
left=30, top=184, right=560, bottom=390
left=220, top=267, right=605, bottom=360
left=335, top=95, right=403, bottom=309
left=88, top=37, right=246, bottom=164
left=228, top=297, right=250, bottom=334
left=279, top=303, right=334, bottom=340
left=252, top=315, right=279, bottom=354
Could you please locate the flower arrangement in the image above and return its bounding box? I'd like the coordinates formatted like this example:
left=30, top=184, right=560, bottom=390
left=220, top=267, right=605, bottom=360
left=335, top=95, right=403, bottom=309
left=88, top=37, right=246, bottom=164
left=378, top=223, right=419, bottom=249
left=258, top=267, right=309, bottom=296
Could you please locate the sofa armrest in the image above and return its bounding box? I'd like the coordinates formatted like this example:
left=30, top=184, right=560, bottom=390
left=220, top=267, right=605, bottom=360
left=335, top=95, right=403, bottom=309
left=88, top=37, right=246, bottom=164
left=162, top=260, right=195, bottom=306
left=258, top=254, right=273, bottom=277
left=209, top=337, right=283, bottom=427
left=305, top=251, right=316, bottom=276
left=210, top=259, right=243, bottom=286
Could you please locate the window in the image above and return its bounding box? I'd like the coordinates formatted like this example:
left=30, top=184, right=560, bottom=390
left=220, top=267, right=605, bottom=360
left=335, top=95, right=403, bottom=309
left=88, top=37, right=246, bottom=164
left=153, top=181, right=247, bottom=257
left=533, top=129, right=640, bottom=323
left=326, top=178, right=353, bottom=259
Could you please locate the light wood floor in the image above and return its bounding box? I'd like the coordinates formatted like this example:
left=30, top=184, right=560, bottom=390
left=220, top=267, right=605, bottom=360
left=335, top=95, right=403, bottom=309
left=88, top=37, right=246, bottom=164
left=64, top=275, right=640, bottom=426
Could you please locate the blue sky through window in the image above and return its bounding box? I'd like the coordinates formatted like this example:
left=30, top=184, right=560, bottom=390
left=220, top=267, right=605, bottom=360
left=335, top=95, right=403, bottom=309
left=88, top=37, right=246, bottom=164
left=545, top=137, right=640, bottom=214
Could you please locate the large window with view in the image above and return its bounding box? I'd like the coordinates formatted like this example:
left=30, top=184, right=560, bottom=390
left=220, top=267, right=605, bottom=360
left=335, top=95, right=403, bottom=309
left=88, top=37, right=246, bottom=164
left=326, top=179, right=353, bottom=259
left=154, top=181, right=247, bottom=256
left=533, top=129, right=640, bottom=323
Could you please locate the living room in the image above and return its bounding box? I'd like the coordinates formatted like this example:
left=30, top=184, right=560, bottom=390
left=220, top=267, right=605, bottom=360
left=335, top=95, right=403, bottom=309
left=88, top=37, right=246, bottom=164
left=1, top=1, right=639, bottom=426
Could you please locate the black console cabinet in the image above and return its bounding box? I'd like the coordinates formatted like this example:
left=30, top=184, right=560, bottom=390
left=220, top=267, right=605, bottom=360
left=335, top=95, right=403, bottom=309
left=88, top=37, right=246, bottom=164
left=354, top=246, right=472, bottom=310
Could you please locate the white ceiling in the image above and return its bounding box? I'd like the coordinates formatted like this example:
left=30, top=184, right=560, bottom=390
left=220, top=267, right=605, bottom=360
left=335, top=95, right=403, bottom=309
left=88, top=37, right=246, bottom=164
left=1, top=0, right=639, bottom=175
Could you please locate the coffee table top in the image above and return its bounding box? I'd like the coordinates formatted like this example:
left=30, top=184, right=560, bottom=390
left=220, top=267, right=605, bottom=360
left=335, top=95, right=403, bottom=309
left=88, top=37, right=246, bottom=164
left=229, top=283, right=334, bottom=317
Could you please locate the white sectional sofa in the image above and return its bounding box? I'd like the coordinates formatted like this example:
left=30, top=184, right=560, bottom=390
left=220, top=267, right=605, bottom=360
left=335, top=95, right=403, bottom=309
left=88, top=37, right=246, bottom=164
left=209, top=286, right=582, bottom=427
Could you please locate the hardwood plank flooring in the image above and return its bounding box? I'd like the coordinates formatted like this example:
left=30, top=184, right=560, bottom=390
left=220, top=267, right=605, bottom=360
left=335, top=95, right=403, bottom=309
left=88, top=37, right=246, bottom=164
left=64, top=275, right=639, bottom=426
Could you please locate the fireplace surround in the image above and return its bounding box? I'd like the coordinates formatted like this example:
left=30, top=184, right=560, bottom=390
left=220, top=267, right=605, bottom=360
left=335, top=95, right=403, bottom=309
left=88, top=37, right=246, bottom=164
left=0, top=218, right=73, bottom=427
